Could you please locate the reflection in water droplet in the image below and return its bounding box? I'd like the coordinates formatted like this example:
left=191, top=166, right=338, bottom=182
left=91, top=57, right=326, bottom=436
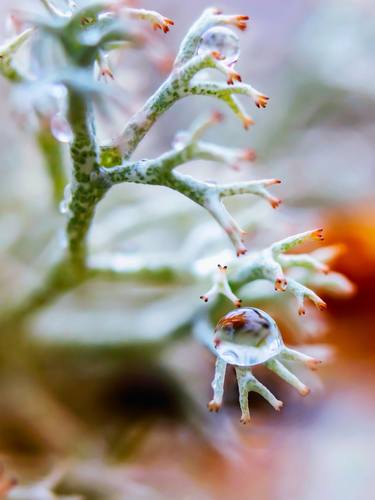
left=198, top=27, right=240, bottom=66
left=214, top=307, right=284, bottom=366
left=51, top=113, right=73, bottom=144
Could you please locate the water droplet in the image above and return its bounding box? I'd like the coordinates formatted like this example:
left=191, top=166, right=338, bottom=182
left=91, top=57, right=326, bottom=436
left=198, top=27, right=240, bottom=66
left=51, top=113, right=73, bottom=143
left=213, top=308, right=283, bottom=366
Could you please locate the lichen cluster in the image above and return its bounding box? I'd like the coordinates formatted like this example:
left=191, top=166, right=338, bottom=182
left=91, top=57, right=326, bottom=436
left=0, top=0, right=353, bottom=431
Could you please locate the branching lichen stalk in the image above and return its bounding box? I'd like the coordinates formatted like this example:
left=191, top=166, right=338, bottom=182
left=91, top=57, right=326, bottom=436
left=66, top=90, right=109, bottom=264
left=0, top=1, right=353, bottom=425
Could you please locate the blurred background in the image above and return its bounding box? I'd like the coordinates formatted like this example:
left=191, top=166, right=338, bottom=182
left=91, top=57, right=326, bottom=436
left=0, top=0, right=374, bottom=498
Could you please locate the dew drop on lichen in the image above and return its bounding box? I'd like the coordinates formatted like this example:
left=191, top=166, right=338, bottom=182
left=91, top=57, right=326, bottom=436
left=213, top=307, right=283, bottom=366
left=198, top=27, right=240, bottom=66
left=51, top=113, right=73, bottom=144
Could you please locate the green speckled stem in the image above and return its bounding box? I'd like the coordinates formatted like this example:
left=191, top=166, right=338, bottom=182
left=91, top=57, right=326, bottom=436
left=105, top=151, right=211, bottom=208
left=101, top=75, right=181, bottom=164
left=66, top=91, right=110, bottom=264
left=100, top=52, right=242, bottom=165
left=104, top=140, right=278, bottom=247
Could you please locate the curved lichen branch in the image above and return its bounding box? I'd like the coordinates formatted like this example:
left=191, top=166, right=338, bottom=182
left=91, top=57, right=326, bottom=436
left=283, top=243, right=356, bottom=304
left=234, top=228, right=326, bottom=288
left=208, top=339, right=321, bottom=423
left=191, top=141, right=256, bottom=169
left=174, top=111, right=256, bottom=168
left=235, top=367, right=283, bottom=423
left=200, top=264, right=242, bottom=306
left=105, top=138, right=280, bottom=254
left=189, top=81, right=269, bottom=113
left=126, top=8, right=174, bottom=33
left=182, top=110, right=225, bottom=142
left=100, top=103, right=278, bottom=255
left=92, top=4, right=174, bottom=32
left=196, top=229, right=334, bottom=313
left=277, top=253, right=329, bottom=274
left=285, top=278, right=327, bottom=316
left=271, top=228, right=324, bottom=255
left=216, top=179, right=281, bottom=205
left=204, top=179, right=281, bottom=255
left=100, top=9, right=265, bottom=163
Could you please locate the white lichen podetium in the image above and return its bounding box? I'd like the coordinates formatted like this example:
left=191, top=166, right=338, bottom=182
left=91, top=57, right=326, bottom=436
left=199, top=228, right=331, bottom=315
left=200, top=264, right=242, bottom=307
left=125, top=7, right=174, bottom=33
left=208, top=308, right=321, bottom=424
left=166, top=111, right=279, bottom=256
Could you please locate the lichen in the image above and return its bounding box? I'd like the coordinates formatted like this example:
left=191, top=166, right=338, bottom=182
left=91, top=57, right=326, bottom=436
left=0, top=1, right=353, bottom=424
